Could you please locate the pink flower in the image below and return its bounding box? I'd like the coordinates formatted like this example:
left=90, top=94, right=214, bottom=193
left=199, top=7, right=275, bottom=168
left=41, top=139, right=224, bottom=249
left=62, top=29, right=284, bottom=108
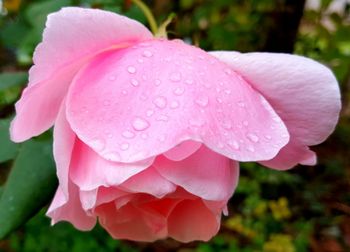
left=10, top=7, right=340, bottom=242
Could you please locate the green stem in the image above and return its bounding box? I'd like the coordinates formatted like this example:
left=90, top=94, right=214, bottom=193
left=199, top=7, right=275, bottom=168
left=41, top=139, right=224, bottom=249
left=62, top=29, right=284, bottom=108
left=131, top=0, right=158, bottom=35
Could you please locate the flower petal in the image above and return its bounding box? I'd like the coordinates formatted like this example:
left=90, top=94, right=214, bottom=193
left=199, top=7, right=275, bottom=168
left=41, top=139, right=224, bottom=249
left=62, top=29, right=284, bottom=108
left=10, top=7, right=152, bottom=142
left=69, top=139, right=154, bottom=191
left=120, top=167, right=176, bottom=198
left=168, top=199, right=220, bottom=242
left=66, top=39, right=289, bottom=163
left=163, top=140, right=202, bottom=161
left=47, top=182, right=96, bottom=230
left=211, top=51, right=341, bottom=169
left=154, top=146, right=239, bottom=201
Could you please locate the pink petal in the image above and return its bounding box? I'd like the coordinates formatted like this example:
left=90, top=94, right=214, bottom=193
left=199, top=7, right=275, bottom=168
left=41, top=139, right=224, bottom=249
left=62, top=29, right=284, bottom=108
left=10, top=7, right=152, bottom=142
left=120, top=167, right=176, bottom=198
left=52, top=101, right=75, bottom=202
left=66, top=39, right=289, bottom=163
left=96, top=201, right=168, bottom=241
left=47, top=182, right=96, bottom=230
left=211, top=51, right=341, bottom=169
left=163, top=140, right=202, bottom=161
left=69, top=139, right=154, bottom=191
left=168, top=199, right=220, bottom=242
left=154, top=146, right=239, bottom=201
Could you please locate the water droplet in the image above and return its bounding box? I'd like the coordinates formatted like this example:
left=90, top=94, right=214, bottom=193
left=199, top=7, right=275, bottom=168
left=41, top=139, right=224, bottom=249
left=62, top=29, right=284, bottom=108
left=91, top=138, right=106, bottom=151
left=155, top=79, right=161, bottom=86
left=122, top=90, right=128, bottom=95
left=109, top=75, right=116, bottom=81
left=104, top=151, right=121, bottom=161
left=146, top=109, right=154, bottom=117
left=137, top=58, right=144, bottom=63
left=185, top=79, right=194, bottom=85
left=142, top=50, right=153, bottom=57
left=264, top=135, right=272, bottom=140
left=127, top=66, right=136, bottom=74
left=228, top=140, right=240, bottom=150
left=170, top=101, right=179, bottom=109
left=195, top=96, right=209, bottom=107
left=224, top=89, right=232, bottom=95
left=132, top=117, right=150, bottom=131
left=216, top=97, right=223, bottom=104
left=243, top=120, right=249, bottom=126
left=169, top=72, right=182, bottom=82
left=122, top=130, right=135, bottom=139
left=120, top=143, right=129, bottom=150
left=153, top=96, right=167, bottom=109
left=246, top=133, right=259, bottom=143
left=156, top=115, right=169, bottom=121
left=273, top=116, right=281, bottom=122
left=173, top=86, right=185, bottom=96
left=130, top=79, right=139, bottom=87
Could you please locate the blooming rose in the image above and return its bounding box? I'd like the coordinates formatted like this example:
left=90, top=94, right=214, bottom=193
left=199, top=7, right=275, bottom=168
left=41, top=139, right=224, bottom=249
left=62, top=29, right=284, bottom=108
left=10, top=7, right=340, bottom=242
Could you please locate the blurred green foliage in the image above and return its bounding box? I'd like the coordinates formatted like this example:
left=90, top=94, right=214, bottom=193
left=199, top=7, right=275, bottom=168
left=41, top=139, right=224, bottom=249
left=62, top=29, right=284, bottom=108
left=0, top=0, right=349, bottom=251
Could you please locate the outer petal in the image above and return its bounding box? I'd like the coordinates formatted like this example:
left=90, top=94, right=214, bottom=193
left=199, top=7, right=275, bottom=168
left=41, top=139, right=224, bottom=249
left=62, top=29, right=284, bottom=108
left=47, top=182, right=96, bottom=230
left=210, top=51, right=341, bottom=169
left=163, top=140, right=202, bottom=161
left=69, top=139, right=154, bottom=191
left=154, top=146, right=239, bottom=201
left=52, top=100, right=75, bottom=201
left=168, top=199, right=220, bottom=242
left=66, top=39, right=289, bottom=163
left=10, top=7, right=152, bottom=142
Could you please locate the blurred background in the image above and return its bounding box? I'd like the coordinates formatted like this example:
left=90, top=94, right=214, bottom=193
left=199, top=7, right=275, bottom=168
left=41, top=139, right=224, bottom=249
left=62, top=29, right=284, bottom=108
left=0, top=0, right=349, bottom=251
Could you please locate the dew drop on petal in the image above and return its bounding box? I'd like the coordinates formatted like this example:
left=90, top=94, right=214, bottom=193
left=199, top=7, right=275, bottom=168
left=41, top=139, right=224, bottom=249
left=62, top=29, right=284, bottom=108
left=228, top=140, right=240, bottom=150
left=91, top=138, right=106, bottom=151
left=122, top=130, right=135, bottom=139
left=153, top=96, right=167, bottom=109
left=142, top=50, right=153, bottom=57
left=264, top=135, right=272, bottom=140
left=132, top=117, right=150, bottom=131
left=155, top=79, right=161, bottom=86
left=127, top=66, right=137, bottom=74
left=243, top=120, right=249, bottom=127
left=146, top=109, right=154, bottom=117
left=130, top=79, right=139, bottom=87
left=246, top=133, right=259, bottom=143
left=173, top=86, right=185, bottom=96
left=104, top=151, right=121, bottom=161
left=185, top=79, right=194, bottom=85
left=170, top=101, right=179, bottom=109
left=156, top=115, right=169, bottom=122
left=120, top=143, right=130, bottom=151
left=195, top=96, right=209, bottom=107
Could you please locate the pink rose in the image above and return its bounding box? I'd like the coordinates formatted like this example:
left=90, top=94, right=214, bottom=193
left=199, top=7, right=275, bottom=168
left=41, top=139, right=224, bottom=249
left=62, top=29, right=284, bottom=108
left=10, top=7, right=340, bottom=242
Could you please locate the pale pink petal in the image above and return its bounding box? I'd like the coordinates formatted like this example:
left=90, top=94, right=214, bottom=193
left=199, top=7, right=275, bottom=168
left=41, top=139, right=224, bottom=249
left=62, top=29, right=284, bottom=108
left=51, top=101, right=75, bottom=201
left=163, top=140, right=202, bottom=161
left=210, top=51, right=341, bottom=169
left=260, top=140, right=317, bottom=170
left=69, top=139, right=154, bottom=191
left=47, top=182, right=96, bottom=230
left=120, top=167, right=176, bottom=198
left=10, top=7, right=152, bottom=142
left=154, top=146, right=239, bottom=201
left=168, top=199, right=220, bottom=242
left=66, top=39, right=289, bottom=163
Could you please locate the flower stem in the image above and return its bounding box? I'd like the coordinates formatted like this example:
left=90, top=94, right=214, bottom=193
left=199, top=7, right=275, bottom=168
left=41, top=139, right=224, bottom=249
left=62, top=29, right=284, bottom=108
left=131, top=0, right=158, bottom=35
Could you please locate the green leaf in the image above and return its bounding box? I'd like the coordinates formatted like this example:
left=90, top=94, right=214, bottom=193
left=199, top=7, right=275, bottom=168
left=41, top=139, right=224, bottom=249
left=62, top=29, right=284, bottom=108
left=0, top=72, right=27, bottom=91
left=0, top=139, right=57, bottom=239
left=0, top=118, right=19, bottom=163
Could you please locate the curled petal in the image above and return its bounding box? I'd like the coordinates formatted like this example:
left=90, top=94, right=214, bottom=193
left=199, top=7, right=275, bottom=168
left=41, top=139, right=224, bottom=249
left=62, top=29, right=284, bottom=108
left=211, top=51, right=341, bottom=169
left=10, top=7, right=152, bottom=142
left=67, top=39, right=289, bottom=163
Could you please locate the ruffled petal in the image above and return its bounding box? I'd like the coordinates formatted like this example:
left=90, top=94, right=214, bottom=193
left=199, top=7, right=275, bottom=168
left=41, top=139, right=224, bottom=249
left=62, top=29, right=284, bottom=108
left=10, top=7, right=152, bottom=142
left=154, top=146, right=239, bottom=201
left=211, top=51, right=341, bottom=169
left=69, top=139, right=154, bottom=191
left=66, top=39, right=289, bottom=163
